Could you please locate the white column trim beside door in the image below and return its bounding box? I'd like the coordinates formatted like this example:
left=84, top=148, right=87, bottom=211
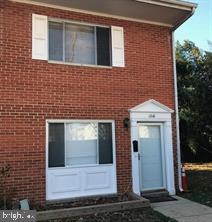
left=130, top=120, right=140, bottom=195
left=164, top=121, right=176, bottom=195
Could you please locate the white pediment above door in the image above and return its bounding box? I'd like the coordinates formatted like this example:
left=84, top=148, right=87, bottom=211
left=129, top=99, right=174, bottom=113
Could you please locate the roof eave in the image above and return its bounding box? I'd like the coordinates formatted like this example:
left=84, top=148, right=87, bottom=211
left=135, top=0, right=197, bottom=11
left=10, top=0, right=197, bottom=29
left=172, top=4, right=196, bottom=30
left=135, top=0, right=197, bottom=30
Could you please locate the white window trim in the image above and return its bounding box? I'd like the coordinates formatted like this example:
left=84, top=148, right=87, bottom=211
left=48, top=17, right=110, bottom=29
left=48, top=60, right=112, bottom=69
left=48, top=18, right=112, bottom=67
left=46, top=119, right=116, bottom=170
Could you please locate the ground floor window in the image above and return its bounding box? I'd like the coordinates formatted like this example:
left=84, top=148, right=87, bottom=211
left=48, top=121, right=114, bottom=168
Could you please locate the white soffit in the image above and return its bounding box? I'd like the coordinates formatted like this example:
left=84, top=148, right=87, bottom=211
left=11, top=0, right=197, bottom=28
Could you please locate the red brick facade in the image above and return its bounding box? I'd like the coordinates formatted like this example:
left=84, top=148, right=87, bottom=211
left=0, top=0, right=178, bottom=204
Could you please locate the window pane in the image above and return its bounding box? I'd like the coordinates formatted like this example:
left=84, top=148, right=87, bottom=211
left=65, top=123, right=97, bottom=165
left=98, top=123, right=113, bottom=164
left=49, top=22, right=63, bottom=61
left=65, top=24, right=95, bottom=64
left=96, top=27, right=111, bottom=66
left=48, top=123, right=65, bottom=167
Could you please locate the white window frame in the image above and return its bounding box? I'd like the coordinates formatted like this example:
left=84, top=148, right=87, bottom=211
left=46, top=119, right=116, bottom=169
left=47, top=18, right=112, bottom=68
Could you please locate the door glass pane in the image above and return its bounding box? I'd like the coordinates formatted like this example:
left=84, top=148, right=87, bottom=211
left=49, top=22, right=63, bottom=61
left=48, top=123, right=65, bottom=167
left=139, top=125, right=163, bottom=190
left=65, top=24, right=95, bottom=64
left=98, top=123, right=113, bottom=164
left=65, top=123, right=97, bottom=165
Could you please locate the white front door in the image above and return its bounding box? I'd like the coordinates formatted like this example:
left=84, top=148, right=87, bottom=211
left=139, top=123, right=166, bottom=191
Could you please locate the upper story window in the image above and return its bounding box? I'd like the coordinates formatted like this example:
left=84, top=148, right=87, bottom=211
left=49, top=21, right=111, bottom=66
left=32, top=14, right=125, bottom=67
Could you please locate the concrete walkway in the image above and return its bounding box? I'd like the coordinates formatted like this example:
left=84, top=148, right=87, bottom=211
left=151, top=196, right=212, bottom=222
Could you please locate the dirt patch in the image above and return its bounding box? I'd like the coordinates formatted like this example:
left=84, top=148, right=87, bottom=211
left=42, top=208, right=177, bottom=222
left=33, top=194, right=134, bottom=211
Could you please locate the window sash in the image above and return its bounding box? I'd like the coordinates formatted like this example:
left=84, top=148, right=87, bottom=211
left=64, top=23, right=96, bottom=65
left=48, top=123, right=65, bottom=168
left=48, top=121, right=114, bottom=168
left=65, top=122, right=98, bottom=166
left=49, top=22, right=64, bottom=61
left=48, top=20, right=111, bottom=66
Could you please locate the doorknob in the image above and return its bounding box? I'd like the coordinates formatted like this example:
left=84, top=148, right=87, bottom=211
left=138, top=153, right=141, bottom=160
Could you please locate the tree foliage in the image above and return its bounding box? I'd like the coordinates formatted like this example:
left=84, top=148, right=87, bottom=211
left=176, top=40, right=212, bottom=162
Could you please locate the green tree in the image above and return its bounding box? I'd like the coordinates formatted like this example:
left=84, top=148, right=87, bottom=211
left=176, top=40, right=212, bottom=162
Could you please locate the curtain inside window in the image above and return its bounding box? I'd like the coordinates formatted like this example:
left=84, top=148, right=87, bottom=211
left=48, top=123, right=65, bottom=167
left=96, top=27, right=111, bottom=66
left=98, top=123, right=113, bottom=164
left=49, top=22, right=63, bottom=61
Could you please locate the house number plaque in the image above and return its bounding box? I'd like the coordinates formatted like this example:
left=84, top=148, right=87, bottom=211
left=149, top=114, right=156, bottom=118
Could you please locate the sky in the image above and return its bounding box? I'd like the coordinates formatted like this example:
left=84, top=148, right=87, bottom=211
left=175, top=0, right=212, bottom=51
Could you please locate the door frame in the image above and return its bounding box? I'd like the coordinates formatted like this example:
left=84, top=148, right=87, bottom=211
left=129, top=99, right=176, bottom=196
left=138, top=122, right=166, bottom=192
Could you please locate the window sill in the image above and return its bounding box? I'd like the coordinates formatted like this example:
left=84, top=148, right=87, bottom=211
left=48, top=164, right=113, bottom=170
left=48, top=60, right=113, bottom=69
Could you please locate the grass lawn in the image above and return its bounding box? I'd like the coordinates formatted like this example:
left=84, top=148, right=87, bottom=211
left=44, top=208, right=176, bottom=222
left=180, top=163, right=212, bottom=207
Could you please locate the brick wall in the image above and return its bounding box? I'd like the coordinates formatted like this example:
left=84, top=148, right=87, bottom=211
left=0, top=0, right=178, bottom=204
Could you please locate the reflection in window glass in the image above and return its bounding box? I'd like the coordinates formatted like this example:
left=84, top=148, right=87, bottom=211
left=65, top=123, right=97, bottom=165
left=65, top=24, right=95, bottom=64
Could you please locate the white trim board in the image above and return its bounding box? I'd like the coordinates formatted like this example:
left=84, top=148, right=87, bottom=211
left=129, top=99, right=174, bottom=113
left=10, top=0, right=174, bottom=27
left=135, top=0, right=196, bottom=11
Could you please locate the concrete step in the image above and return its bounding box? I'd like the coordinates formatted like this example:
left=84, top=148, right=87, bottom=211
left=142, top=190, right=169, bottom=199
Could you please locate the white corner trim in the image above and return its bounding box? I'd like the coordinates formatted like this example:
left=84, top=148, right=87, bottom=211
left=10, top=0, right=173, bottom=27
left=129, top=99, right=174, bottom=113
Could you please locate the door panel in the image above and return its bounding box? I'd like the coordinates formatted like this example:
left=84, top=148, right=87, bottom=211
left=139, top=124, right=165, bottom=191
